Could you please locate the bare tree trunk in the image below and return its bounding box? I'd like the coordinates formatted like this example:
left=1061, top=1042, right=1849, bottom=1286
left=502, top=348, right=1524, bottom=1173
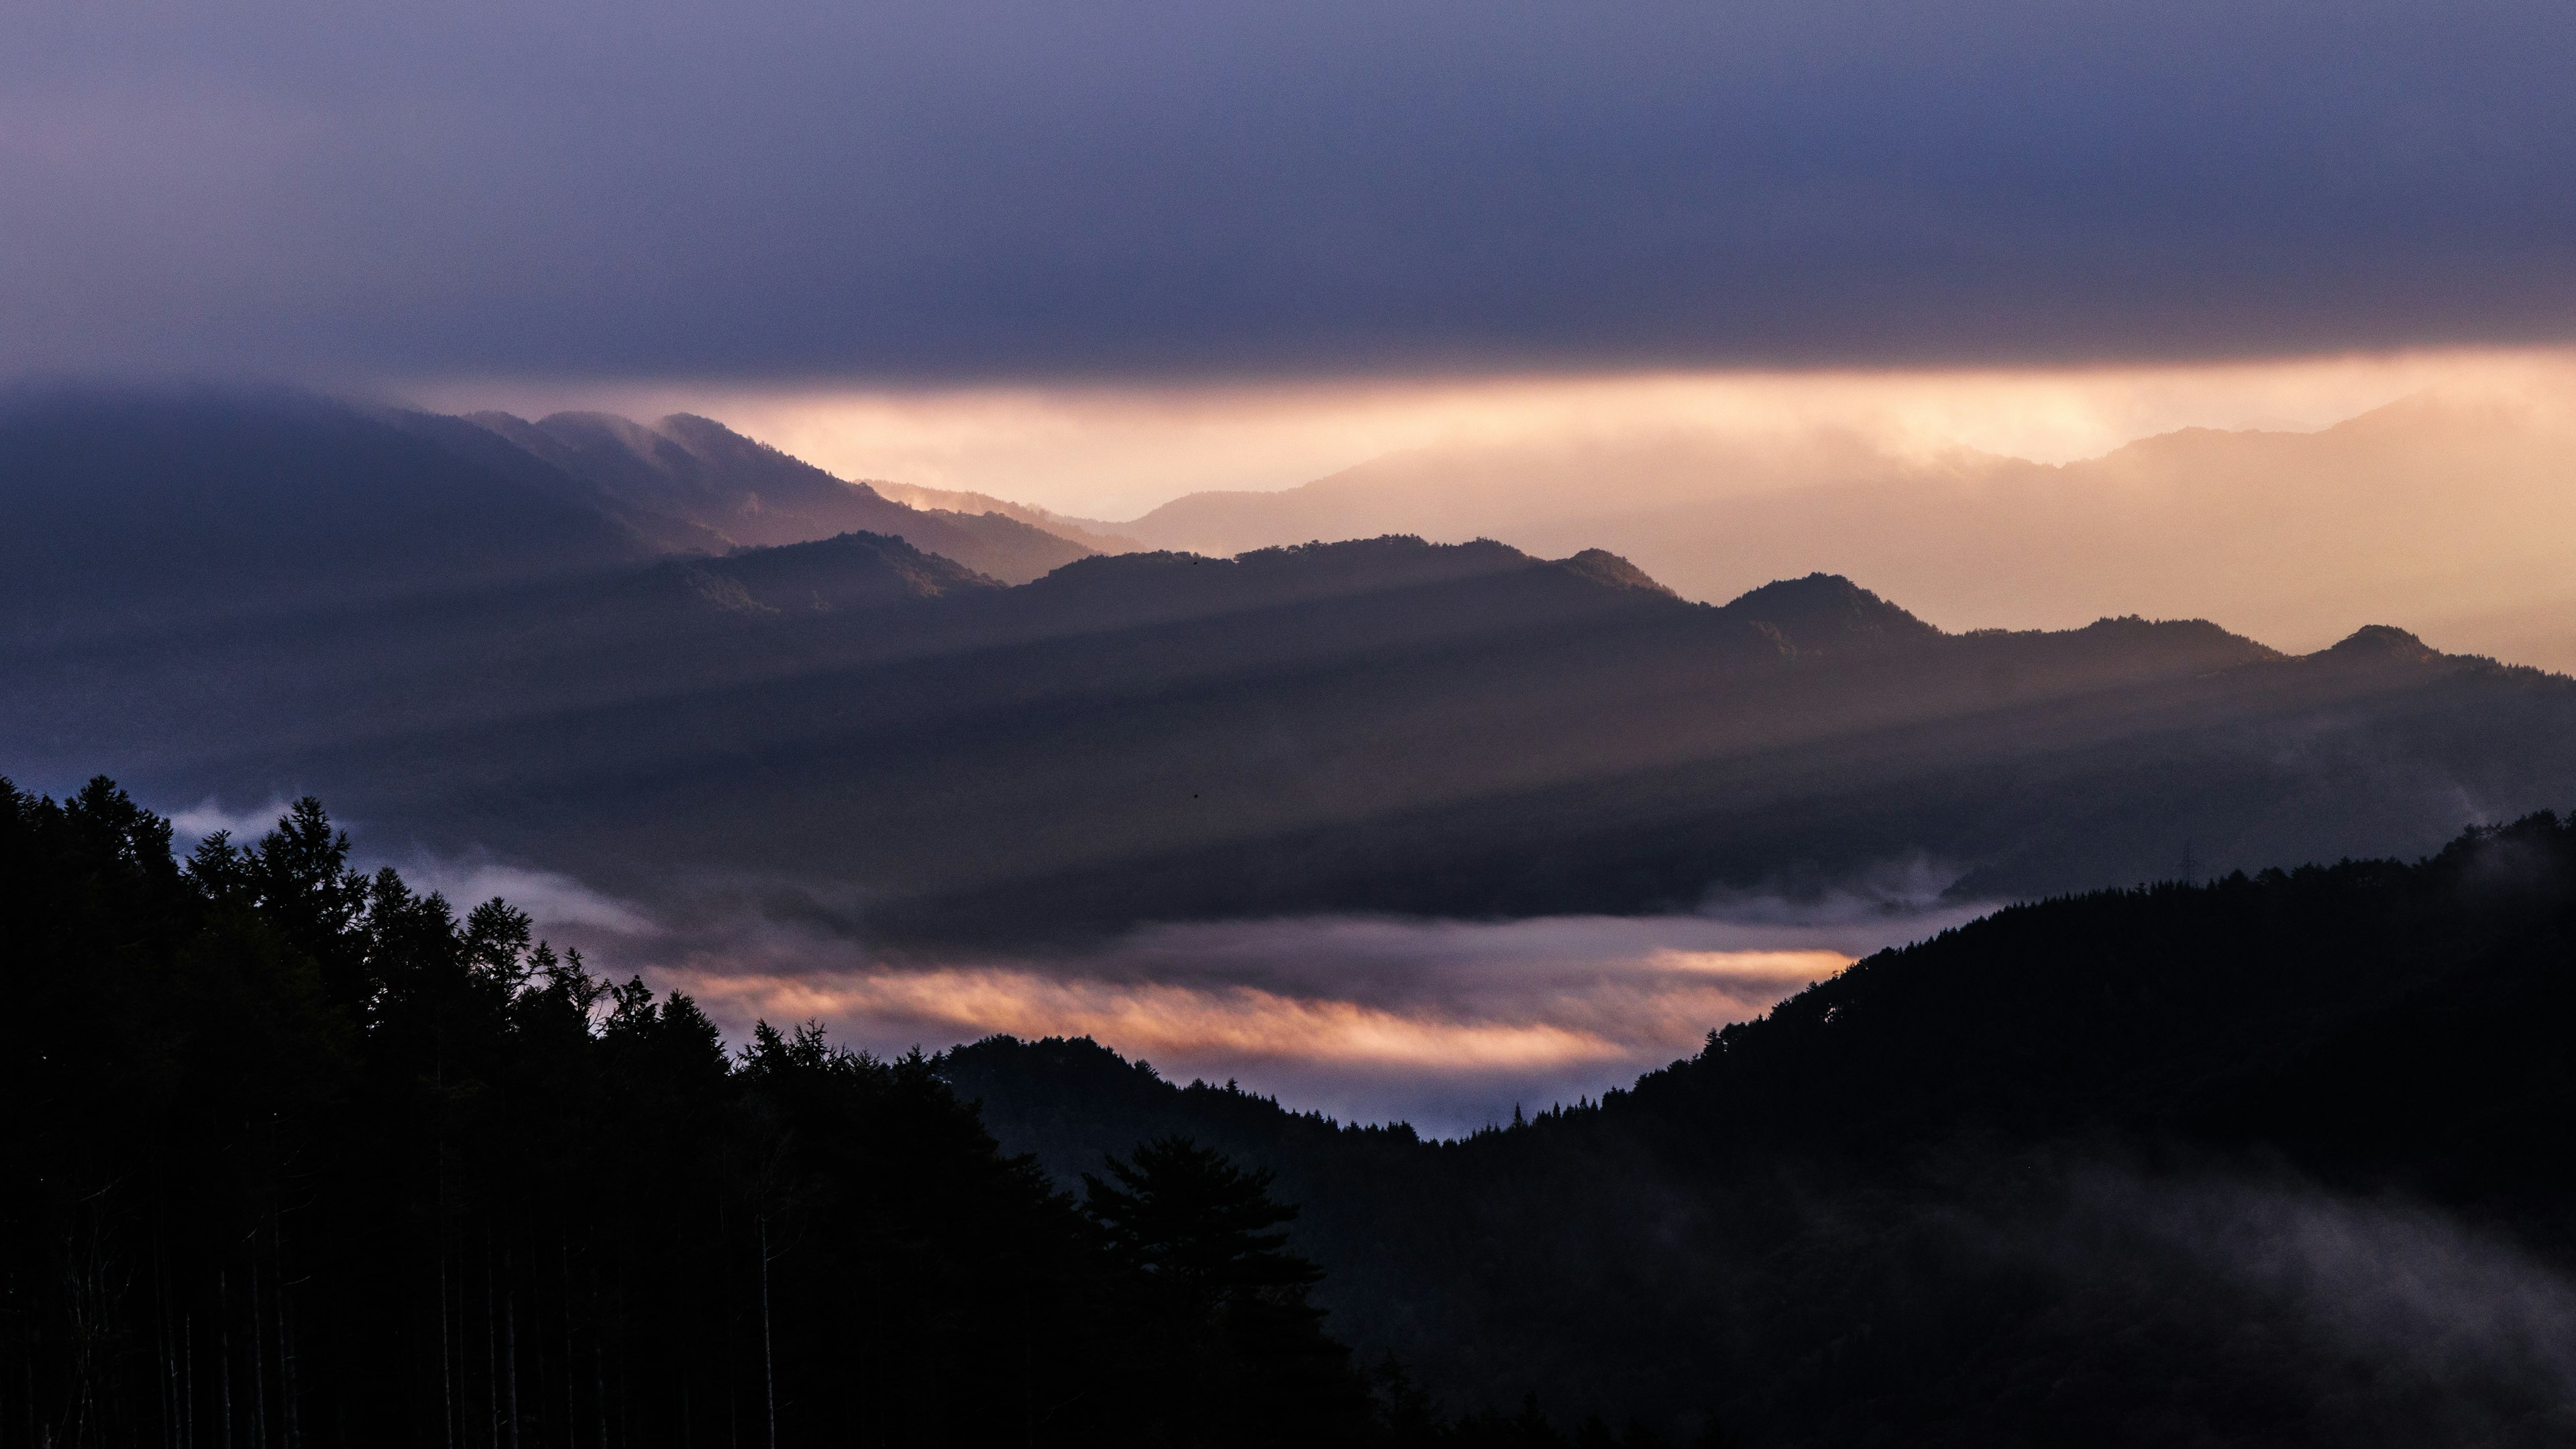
left=439, top=1250, right=455, bottom=1449
left=218, top=1271, right=233, bottom=1449
left=157, top=1237, right=178, bottom=1449
left=248, top=1256, right=267, bottom=1449
left=589, top=1260, right=606, bottom=1449
left=559, top=1242, right=576, bottom=1449
left=486, top=1241, right=500, bottom=1449
left=757, top=1218, right=776, bottom=1449
left=269, top=1216, right=299, bottom=1449
left=502, top=1244, right=519, bottom=1449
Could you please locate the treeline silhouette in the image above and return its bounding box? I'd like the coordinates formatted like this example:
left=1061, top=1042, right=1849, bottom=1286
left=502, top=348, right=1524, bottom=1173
left=22, top=769, right=2576, bottom=1446
left=3, top=777, right=1729, bottom=1448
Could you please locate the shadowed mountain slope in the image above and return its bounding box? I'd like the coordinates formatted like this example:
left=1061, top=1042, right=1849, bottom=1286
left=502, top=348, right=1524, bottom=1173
left=469, top=410, right=1095, bottom=582
left=0, top=387, right=656, bottom=644
left=12, top=494, right=2576, bottom=950
left=872, top=477, right=1144, bottom=553
left=631, top=530, right=1004, bottom=615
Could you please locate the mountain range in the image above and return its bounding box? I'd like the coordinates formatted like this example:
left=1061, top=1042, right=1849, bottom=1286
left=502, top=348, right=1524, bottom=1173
left=5, top=389, right=2575, bottom=958
left=1074, top=389, right=2576, bottom=672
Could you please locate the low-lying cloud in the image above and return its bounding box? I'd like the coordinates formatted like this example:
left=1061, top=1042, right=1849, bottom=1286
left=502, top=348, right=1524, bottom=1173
left=546, top=885, right=1986, bottom=1134
left=1960, top=1163, right=2576, bottom=1443
left=184, top=792, right=1976, bottom=1132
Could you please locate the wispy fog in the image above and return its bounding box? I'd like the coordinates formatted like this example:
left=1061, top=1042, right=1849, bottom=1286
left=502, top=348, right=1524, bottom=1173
left=168, top=795, right=299, bottom=845
left=1960, top=1163, right=2576, bottom=1442
left=396, top=854, right=658, bottom=936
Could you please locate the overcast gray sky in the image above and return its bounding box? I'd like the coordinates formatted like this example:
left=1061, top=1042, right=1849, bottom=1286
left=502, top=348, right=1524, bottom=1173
left=9, top=0, right=2574, bottom=384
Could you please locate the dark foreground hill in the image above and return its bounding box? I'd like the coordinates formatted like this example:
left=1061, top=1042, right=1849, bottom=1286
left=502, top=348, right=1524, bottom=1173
left=941, top=808, right=2576, bottom=1446
left=15, top=777, right=2575, bottom=1446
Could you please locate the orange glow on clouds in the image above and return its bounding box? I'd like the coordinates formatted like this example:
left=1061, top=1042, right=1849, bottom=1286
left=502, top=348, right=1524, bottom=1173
left=419, top=347, right=2576, bottom=520
left=659, top=948, right=1849, bottom=1072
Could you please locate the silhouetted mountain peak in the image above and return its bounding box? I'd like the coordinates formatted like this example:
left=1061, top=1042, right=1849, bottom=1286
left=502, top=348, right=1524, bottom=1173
left=1550, top=548, right=1675, bottom=596
left=463, top=408, right=1092, bottom=582
left=1717, top=573, right=1940, bottom=655
left=2321, top=624, right=2442, bottom=665
left=641, top=530, right=1001, bottom=616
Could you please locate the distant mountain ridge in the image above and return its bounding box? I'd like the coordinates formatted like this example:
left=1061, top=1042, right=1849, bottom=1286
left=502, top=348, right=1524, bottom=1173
left=0, top=386, right=653, bottom=643
left=635, top=531, right=1002, bottom=616
left=1083, top=389, right=2576, bottom=671
left=0, top=386, right=1095, bottom=653
left=463, top=409, right=1093, bottom=582
left=870, top=477, right=1143, bottom=553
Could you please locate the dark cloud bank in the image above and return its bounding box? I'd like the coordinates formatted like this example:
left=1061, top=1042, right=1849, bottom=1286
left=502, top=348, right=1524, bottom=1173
left=7, top=0, right=2575, bottom=380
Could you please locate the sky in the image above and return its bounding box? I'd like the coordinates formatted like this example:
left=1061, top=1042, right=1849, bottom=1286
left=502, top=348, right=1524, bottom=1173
left=8, top=1, right=2575, bottom=388
left=426, top=348, right=2576, bottom=520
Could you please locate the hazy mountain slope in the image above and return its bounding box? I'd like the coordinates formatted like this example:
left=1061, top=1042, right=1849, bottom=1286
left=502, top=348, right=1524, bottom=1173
left=469, top=411, right=1096, bottom=582
left=871, top=478, right=1143, bottom=552
left=940, top=811, right=2576, bottom=1445
left=26, top=519, right=2576, bottom=951
left=0, top=387, right=655, bottom=646
left=629, top=530, right=1004, bottom=615
left=1104, top=390, right=2576, bottom=669
left=384, top=408, right=739, bottom=556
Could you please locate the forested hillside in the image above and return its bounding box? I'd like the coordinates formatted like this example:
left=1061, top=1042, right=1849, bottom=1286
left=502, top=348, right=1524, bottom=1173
left=945, top=810, right=2576, bottom=1446
left=0, top=780, right=1409, bottom=1448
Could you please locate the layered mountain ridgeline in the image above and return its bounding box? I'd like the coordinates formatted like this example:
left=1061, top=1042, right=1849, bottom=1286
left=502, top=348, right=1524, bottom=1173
left=1089, top=390, right=2576, bottom=671
left=941, top=810, right=2576, bottom=1446
left=0, top=387, right=1089, bottom=653
left=871, top=476, right=1144, bottom=553
left=9, top=422, right=2576, bottom=945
